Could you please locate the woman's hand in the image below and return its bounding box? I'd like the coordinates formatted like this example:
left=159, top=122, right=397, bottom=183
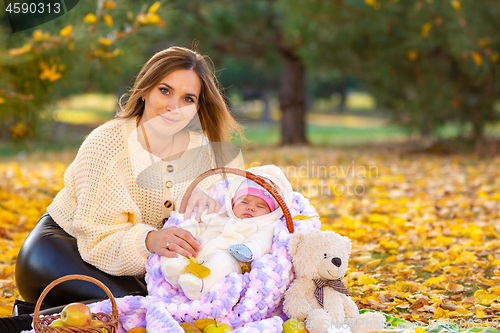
left=182, top=188, right=221, bottom=222
left=146, top=227, right=200, bottom=258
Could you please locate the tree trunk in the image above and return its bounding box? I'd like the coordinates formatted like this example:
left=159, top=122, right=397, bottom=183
left=278, top=51, right=307, bottom=145
left=337, top=85, right=347, bottom=113
left=261, top=88, right=271, bottom=123
left=419, top=123, right=431, bottom=138
left=471, top=112, right=485, bottom=152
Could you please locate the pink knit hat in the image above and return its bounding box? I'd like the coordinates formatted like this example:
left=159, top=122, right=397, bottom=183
left=232, top=180, right=277, bottom=212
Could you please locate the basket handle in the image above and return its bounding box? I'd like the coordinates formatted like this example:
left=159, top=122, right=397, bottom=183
left=179, top=167, right=294, bottom=233
left=33, top=274, right=119, bottom=327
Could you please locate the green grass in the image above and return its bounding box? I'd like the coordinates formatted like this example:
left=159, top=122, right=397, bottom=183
left=53, top=93, right=117, bottom=125
left=2, top=120, right=410, bottom=158
left=3, top=92, right=500, bottom=158
left=0, top=127, right=89, bottom=159
left=0, top=140, right=84, bottom=159
left=314, top=92, right=377, bottom=113
left=238, top=123, right=410, bottom=146
left=0, top=94, right=116, bottom=158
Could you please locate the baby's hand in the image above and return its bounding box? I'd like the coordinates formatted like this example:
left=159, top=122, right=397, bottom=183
left=229, top=244, right=253, bottom=262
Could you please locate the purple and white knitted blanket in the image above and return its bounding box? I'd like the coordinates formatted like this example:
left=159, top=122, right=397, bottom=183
left=86, top=181, right=321, bottom=333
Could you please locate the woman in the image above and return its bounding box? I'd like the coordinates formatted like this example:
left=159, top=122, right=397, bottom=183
left=14, top=46, right=243, bottom=312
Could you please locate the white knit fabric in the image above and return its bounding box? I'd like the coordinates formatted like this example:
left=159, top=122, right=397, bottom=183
left=47, top=116, right=242, bottom=276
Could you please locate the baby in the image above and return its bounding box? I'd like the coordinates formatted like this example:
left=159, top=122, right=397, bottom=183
left=160, top=164, right=293, bottom=300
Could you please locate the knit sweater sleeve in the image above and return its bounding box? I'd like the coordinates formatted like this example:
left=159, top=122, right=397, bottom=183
left=48, top=121, right=157, bottom=276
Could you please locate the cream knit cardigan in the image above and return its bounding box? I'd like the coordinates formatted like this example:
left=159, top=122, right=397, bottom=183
left=47, top=116, right=240, bottom=276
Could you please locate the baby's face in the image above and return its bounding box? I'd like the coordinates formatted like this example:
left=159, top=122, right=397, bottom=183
left=232, top=195, right=271, bottom=219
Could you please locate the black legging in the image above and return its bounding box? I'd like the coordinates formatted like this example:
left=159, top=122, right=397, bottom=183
left=15, top=213, right=148, bottom=307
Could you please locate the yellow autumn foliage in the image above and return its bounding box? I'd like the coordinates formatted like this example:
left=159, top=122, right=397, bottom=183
left=98, top=37, right=113, bottom=46
left=60, top=25, right=73, bottom=37
left=83, top=13, right=97, bottom=24
left=471, top=52, right=483, bottom=65
left=421, top=22, right=432, bottom=38
left=104, top=1, right=116, bottom=10
left=0, top=148, right=499, bottom=324
left=451, top=0, right=461, bottom=11
left=148, top=1, right=161, bottom=14
left=103, top=14, right=113, bottom=27
left=407, top=50, right=418, bottom=61
left=39, top=62, right=62, bottom=82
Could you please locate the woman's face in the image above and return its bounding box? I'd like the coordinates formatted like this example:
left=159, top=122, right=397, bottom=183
left=139, top=69, right=202, bottom=135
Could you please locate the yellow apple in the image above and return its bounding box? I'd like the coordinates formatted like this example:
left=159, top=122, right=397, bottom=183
left=203, top=321, right=232, bottom=333
left=89, top=319, right=107, bottom=333
left=46, top=319, right=66, bottom=333
left=180, top=322, right=202, bottom=332
left=49, top=319, right=64, bottom=327
left=194, top=318, right=216, bottom=331
left=125, top=327, right=147, bottom=333
left=60, top=302, right=93, bottom=327
left=283, top=319, right=308, bottom=333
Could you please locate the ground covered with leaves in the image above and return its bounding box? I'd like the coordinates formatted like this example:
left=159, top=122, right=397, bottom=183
left=1, top=147, right=499, bottom=328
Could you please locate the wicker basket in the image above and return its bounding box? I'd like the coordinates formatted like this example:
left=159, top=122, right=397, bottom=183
left=33, top=275, right=119, bottom=333
left=179, top=166, right=294, bottom=233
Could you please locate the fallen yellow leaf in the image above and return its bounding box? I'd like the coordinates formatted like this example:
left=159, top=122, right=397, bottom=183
left=0, top=305, right=13, bottom=317
left=423, top=275, right=446, bottom=286
left=446, top=282, right=464, bottom=292
left=476, top=310, right=486, bottom=318
left=435, top=306, right=449, bottom=318
left=359, top=275, right=377, bottom=285
left=366, top=259, right=382, bottom=268
left=293, top=215, right=319, bottom=220
left=385, top=255, right=397, bottom=263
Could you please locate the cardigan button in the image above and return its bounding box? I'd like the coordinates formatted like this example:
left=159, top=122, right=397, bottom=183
left=166, top=181, right=173, bottom=188
left=166, top=165, right=174, bottom=172
left=164, top=200, right=173, bottom=209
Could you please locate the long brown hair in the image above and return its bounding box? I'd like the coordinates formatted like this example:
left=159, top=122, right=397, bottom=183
left=117, top=46, right=242, bottom=167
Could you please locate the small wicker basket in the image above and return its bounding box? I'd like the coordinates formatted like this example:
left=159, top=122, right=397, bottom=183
left=179, top=167, right=294, bottom=233
left=33, top=274, right=119, bottom=333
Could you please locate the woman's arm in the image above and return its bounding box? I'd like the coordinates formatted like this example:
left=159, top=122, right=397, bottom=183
left=49, top=123, right=163, bottom=276
left=69, top=151, right=156, bottom=276
left=182, top=188, right=221, bottom=222
left=145, top=226, right=200, bottom=258
left=72, top=160, right=201, bottom=272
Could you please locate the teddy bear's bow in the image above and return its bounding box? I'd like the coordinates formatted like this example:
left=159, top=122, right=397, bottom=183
left=313, top=278, right=351, bottom=307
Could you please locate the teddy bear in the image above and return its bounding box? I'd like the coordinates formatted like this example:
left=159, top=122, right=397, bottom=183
left=283, top=229, right=386, bottom=333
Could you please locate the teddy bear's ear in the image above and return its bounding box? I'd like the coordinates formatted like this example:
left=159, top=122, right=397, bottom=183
left=287, top=231, right=305, bottom=257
